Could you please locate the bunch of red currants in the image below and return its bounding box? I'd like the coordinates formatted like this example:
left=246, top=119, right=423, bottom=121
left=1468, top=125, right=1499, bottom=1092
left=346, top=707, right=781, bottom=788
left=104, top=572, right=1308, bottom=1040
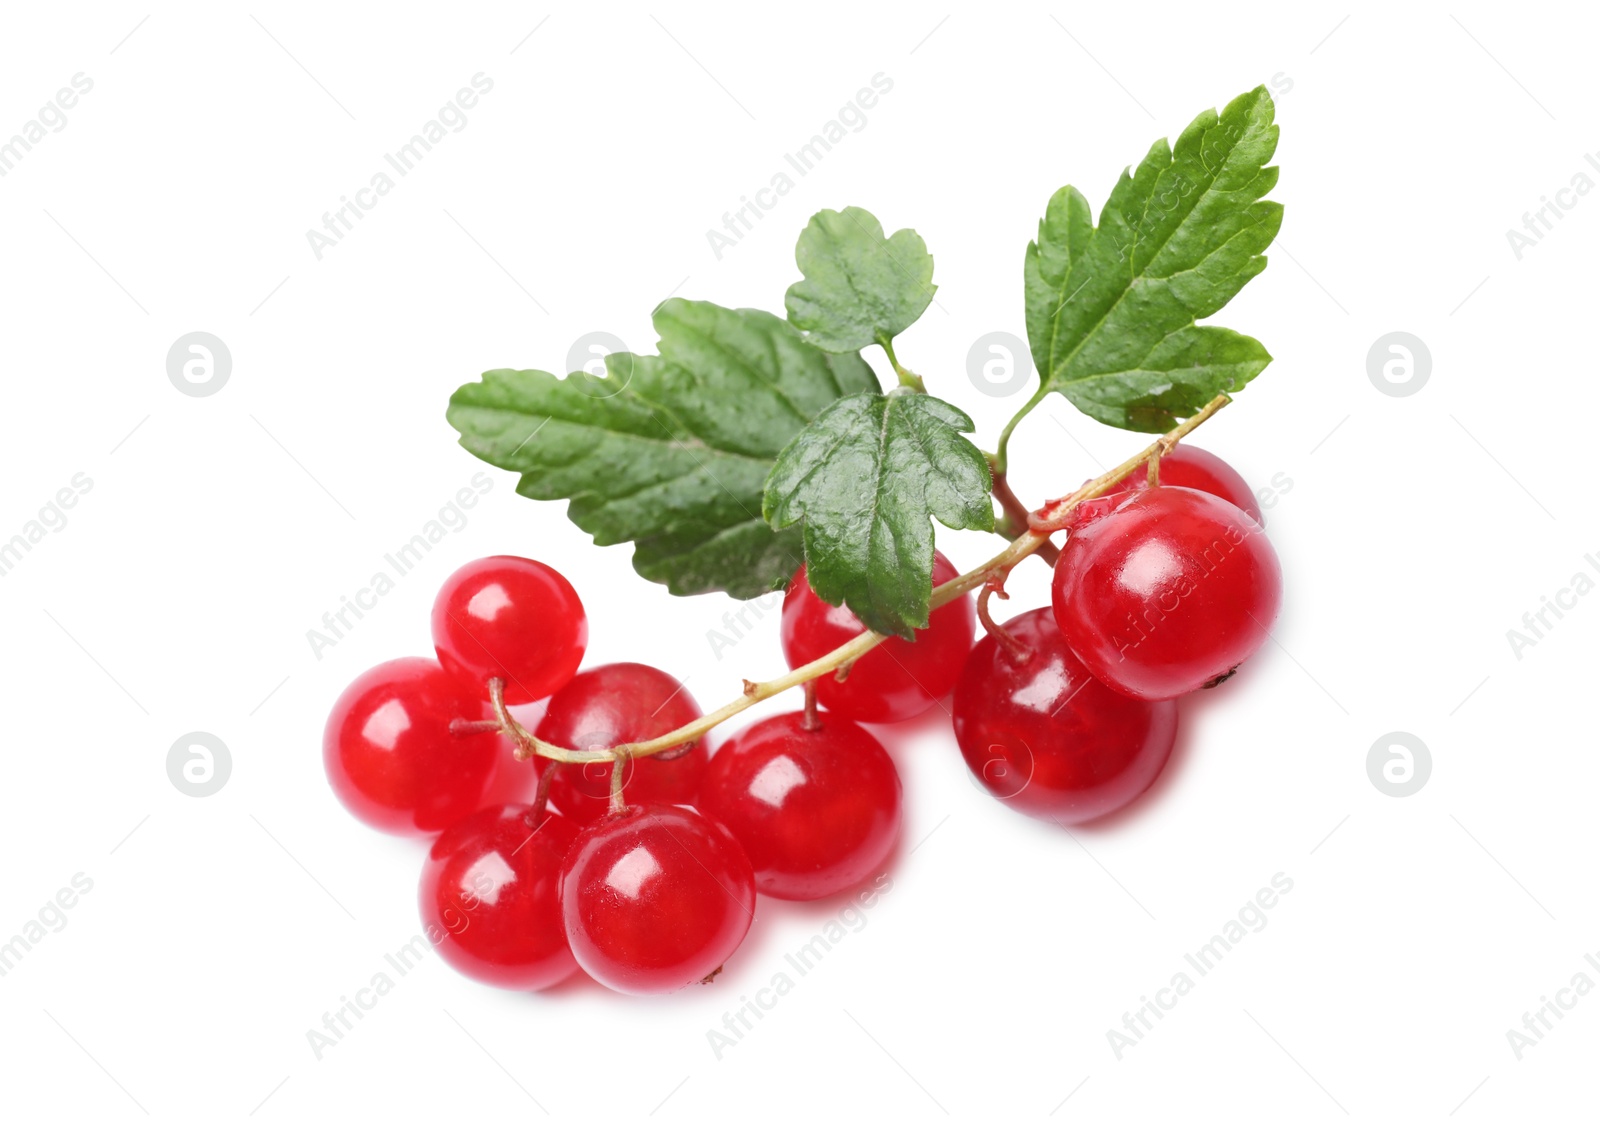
left=322, top=444, right=1282, bottom=995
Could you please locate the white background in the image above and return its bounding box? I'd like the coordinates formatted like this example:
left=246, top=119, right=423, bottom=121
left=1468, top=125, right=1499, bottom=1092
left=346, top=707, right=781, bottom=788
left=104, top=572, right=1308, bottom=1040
left=0, top=1, right=1594, bottom=1126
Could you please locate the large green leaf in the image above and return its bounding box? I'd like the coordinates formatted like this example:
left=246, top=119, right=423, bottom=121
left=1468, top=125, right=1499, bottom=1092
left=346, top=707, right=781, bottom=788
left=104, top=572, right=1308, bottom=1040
left=763, top=390, right=992, bottom=638
left=448, top=299, right=879, bottom=598
left=1025, top=86, right=1282, bottom=431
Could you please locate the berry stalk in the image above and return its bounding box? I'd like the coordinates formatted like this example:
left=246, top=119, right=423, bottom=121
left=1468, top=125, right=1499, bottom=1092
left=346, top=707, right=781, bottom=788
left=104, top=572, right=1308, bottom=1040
left=991, top=468, right=1059, bottom=565
left=480, top=393, right=1232, bottom=766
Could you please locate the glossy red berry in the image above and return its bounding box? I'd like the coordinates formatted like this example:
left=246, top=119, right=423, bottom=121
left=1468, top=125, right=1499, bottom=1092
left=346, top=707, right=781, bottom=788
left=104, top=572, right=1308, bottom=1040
left=952, top=609, right=1178, bottom=822
left=561, top=804, right=755, bottom=994
left=536, top=663, right=708, bottom=824
left=698, top=711, right=900, bottom=900
left=1110, top=443, right=1262, bottom=524
left=1052, top=486, right=1282, bottom=699
left=432, top=555, right=587, bottom=704
left=419, top=805, right=580, bottom=990
left=780, top=552, right=975, bottom=723
left=324, top=657, right=500, bottom=835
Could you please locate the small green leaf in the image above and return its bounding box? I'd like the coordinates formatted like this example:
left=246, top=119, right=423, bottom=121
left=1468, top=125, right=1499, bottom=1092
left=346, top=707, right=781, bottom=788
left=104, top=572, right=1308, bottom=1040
left=763, top=390, right=992, bottom=639
left=1025, top=86, right=1282, bottom=432
left=448, top=299, right=879, bottom=599
left=785, top=206, right=936, bottom=353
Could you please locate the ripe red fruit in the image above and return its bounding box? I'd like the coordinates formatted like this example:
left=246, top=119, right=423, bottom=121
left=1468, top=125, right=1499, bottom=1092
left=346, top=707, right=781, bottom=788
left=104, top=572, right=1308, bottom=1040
left=419, top=805, right=580, bottom=990
left=780, top=552, right=975, bottom=723
left=323, top=657, right=500, bottom=835
left=561, top=804, right=755, bottom=994
left=1052, top=486, right=1282, bottom=699
left=536, top=663, right=708, bottom=824
left=698, top=711, right=901, bottom=900
left=431, top=555, right=587, bottom=704
left=1110, top=444, right=1262, bottom=524
left=952, top=609, right=1178, bottom=822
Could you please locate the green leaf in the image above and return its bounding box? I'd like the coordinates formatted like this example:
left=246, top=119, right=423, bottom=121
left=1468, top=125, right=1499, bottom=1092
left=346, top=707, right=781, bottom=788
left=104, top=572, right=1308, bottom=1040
left=447, top=298, right=879, bottom=599
left=763, top=390, right=992, bottom=639
left=785, top=206, right=936, bottom=353
left=1025, top=85, right=1282, bottom=432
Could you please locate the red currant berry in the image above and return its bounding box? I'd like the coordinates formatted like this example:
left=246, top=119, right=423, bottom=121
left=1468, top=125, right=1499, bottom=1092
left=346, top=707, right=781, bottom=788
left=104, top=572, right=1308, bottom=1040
left=323, top=658, right=500, bottom=835
left=536, top=663, right=708, bottom=824
left=780, top=552, right=975, bottom=723
left=952, top=609, right=1178, bottom=822
left=1052, top=486, right=1282, bottom=699
left=432, top=555, right=587, bottom=704
left=1109, top=443, right=1262, bottom=524
left=698, top=711, right=900, bottom=900
left=419, top=805, right=580, bottom=990
left=561, top=804, right=755, bottom=994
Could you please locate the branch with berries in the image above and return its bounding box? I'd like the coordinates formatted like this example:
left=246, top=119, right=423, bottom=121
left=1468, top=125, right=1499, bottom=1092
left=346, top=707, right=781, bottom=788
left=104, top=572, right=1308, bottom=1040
left=323, top=85, right=1286, bottom=997
left=463, top=392, right=1235, bottom=770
